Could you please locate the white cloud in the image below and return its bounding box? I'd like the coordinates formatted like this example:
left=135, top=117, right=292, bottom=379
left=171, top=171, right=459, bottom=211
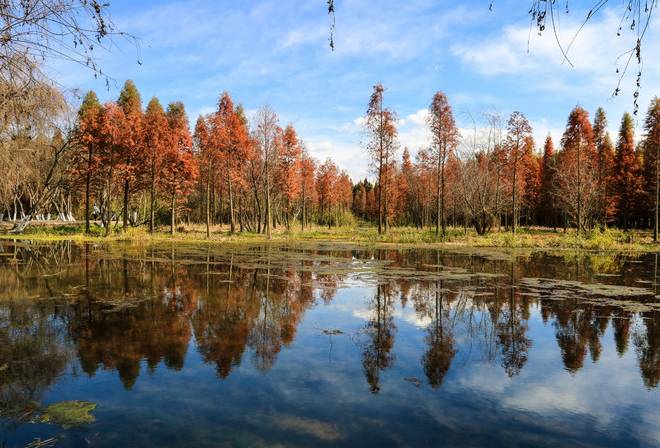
left=398, top=109, right=428, bottom=127
left=451, top=8, right=660, bottom=102
left=305, top=138, right=369, bottom=181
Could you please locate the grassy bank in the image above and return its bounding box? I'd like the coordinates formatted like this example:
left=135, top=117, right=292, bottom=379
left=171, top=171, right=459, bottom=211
left=1, top=221, right=658, bottom=252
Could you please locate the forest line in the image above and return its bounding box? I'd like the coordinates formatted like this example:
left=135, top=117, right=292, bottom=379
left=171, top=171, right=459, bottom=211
left=1, top=79, right=660, bottom=241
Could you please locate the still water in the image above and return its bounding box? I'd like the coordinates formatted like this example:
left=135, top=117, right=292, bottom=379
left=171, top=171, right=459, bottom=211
left=0, top=241, right=658, bottom=447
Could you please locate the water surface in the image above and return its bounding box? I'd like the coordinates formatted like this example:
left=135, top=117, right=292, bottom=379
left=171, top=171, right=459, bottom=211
left=0, top=241, right=658, bottom=447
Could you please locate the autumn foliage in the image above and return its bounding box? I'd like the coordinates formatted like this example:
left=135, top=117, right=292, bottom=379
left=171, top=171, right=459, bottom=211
left=55, top=84, right=660, bottom=237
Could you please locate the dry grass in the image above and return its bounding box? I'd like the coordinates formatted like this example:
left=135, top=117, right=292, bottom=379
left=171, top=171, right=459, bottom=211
left=0, top=221, right=657, bottom=252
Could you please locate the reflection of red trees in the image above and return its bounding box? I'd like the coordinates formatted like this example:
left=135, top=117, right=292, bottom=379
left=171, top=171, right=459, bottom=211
left=193, top=260, right=316, bottom=377
left=1, top=242, right=659, bottom=391
left=73, top=294, right=194, bottom=389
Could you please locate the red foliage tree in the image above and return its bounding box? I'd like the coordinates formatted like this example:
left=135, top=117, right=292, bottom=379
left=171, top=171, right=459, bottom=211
left=161, top=102, right=197, bottom=234
left=74, top=90, right=102, bottom=233
left=428, top=91, right=459, bottom=238
left=142, top=97, right=169, bottom=233
left=212, top=92, right=250, bottom=233
left=116, top=80, right=143, bottom=230
left=316, top=158, right=340, bottom=227
left=275, top=124, right=302, bottom=230
left=338, top=170, right=353, bottom=214
left=521, top=136, right=540, bottom=225
left=641, top=98, right=660, bottom=240
left=96, top=102, right=127, bottom=235
left=556, top=107, right=598, bottom=232
left=538, top=135, right=557, bottom=227
left=593, top=108, right=615, bottom=226
left=614, top=112, right=644, bottom=229
left=193, top=114, right=215, bottom=237
left=299, top=150, right=317, bottom=230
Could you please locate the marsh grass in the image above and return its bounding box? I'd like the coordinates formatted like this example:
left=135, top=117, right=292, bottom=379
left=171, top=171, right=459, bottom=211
left=0, top=222, right=657, bottom=252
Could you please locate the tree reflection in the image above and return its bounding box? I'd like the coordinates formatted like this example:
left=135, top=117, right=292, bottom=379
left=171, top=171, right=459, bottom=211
left=193, top=264, right=258, bottom=378
left=495, top=264, right=531, bottom=377
left=635, top=310, right=659, bottom=388
left=0, top=241, right=658, bottom=396
left=361, top=284, right=396, bottom=393
left=422, top=282, right=456, bottom=388
left=0, top=301, right=69, bottom=418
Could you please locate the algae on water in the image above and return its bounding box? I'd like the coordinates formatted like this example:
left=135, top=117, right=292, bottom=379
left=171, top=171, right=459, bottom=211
left=38, top=401, right=96, bottom=428
left=518, top=277, right=660, bottom=312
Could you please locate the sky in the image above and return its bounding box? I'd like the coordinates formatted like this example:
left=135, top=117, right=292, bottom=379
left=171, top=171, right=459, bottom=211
left=51, top=0, right=660, bottom=181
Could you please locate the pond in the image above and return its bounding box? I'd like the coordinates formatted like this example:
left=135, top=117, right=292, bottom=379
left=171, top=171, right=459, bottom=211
left=0, top=241, right=658, bottom=447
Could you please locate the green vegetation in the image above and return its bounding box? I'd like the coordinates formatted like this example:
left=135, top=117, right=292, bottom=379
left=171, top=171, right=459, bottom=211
left=38, top=401, right=97, bottom=428
left=1, top=222, right=658, bottom=252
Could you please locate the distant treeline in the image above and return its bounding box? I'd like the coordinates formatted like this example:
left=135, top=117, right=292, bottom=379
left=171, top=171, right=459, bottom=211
left=1, top=80, right=659, bottom=238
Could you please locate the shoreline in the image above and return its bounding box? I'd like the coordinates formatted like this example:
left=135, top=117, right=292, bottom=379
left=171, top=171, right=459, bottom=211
left=1, top=223, right=658, bottom=253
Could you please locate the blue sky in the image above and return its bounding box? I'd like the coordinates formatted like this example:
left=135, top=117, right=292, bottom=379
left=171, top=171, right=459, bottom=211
left=52, top=0, right=660, bottom=180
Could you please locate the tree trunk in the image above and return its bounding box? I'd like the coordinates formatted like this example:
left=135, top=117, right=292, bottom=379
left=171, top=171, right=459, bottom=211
left=377, top=99, right=384, bottom=235
left=205, top=164, right=211, bottom=238
left=170, top=189, right=176, bottom=235
left=655, top=143, right=659, bottom=242
left=301, top=190, right=306, bottom=231
left=150, top=160, right=156, bottom=234
left=378, top=160, right=383, bottom=235
left=265, top=172, right=272, bottom=239
left=104, top=178, right=112, bottom=237
left=577, top=137, right=582, bottom=234
left=436, top=156, right=441, bottom=238
left=441, top=155, right=446, bottom=238
left=123, top=177, right=129, bottom=230
left=85, top=146, right=92, bottom=233
left=228, top=176, right=235, bottom=233
left=512, top=156, right=517, bottom=234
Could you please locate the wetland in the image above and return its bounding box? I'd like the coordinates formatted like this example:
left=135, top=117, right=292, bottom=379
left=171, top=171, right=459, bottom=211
left=0, top=240, right=658, bottom=447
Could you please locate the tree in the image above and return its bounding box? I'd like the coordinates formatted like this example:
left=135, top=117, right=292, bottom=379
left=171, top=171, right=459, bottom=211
left=2, top=78, right=72, bottom=233
left=0, top=1, right=132, bottom=116
left=395, top=149, right=413, bottom=225
left=505, top=111, right=533, bottom=233
left=193, top=115, right=214, bottom=238
left=316, top=158, right=339, bottom=227
left=213, top=92, right=250, bottom=234
left=456, top=151, right=498, bottom=235
left=117, top=80, right=143, bottom=230
left=427, top=92, right=459, bottom=238
left=521, top=136, right=540, bottom=225
left=299, top=150, right=316, bottom=230
left=276, top=124, right=302, bottom=230
left=364, top=84, right=398, bottom=234
left=142, top=97, right=169, bottom=233
left=74, top=91, right=102, bottom=233
left=593, top=108, right=616, bottom=227
left=556, top=107, right=598, bottom=233
left=642, top=98, right=660, bottom=241
left=162, top=102, right=196, bottom=234
left=96, top=102, right=127, bottom=235
left=538, top=135, right=557, bottom=227
left=614, top=112, right=643, bottom=229
left=253, top=105, right=280, bottom=239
